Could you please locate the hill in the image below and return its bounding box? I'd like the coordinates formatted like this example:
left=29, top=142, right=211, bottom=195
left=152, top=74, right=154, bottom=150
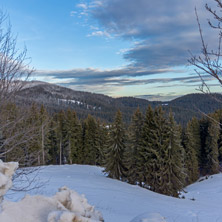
left=16, top=81, right=222, bottom=125
left=6, top=164, right=222, bottom=222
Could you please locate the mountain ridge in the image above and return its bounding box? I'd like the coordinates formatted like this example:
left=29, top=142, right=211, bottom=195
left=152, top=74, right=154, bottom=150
left=17, top=81, right=222, bottom=125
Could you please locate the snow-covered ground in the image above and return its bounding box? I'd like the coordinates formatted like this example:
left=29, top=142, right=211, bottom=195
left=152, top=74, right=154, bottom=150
left=4, top=164, right=222, bottom=222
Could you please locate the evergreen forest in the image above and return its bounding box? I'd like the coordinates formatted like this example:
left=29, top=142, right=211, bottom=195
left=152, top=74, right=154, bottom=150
left=2, top=102, right=222, bottom=197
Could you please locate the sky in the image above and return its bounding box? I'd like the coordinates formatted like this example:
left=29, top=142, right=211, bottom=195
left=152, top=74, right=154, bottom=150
left=0, top=0, right=221, bottom=101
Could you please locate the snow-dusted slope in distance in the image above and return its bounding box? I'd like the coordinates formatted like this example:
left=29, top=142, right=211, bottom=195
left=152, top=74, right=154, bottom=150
left=6, top=165, right=222, bottom=222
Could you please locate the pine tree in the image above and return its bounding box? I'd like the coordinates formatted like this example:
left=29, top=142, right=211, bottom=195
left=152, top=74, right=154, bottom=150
left=39, top=105, right=49, bottom=165
left=65, top=110, right=82, bottom=164
left=82, top=115, right=100, bottom=165
left=148, top=107, right=170, bottom=194
left=182, top=120, right=200, bottom=185
left=205, top=119, right=220, bottom=175
left=126, top=108, right=144, bottom=184
left=214, top=109, right=222, bottom=162
left=138, top=105, right=157, bottom=187
left=104, top=110, right=126, bottom=180
left=199, top=117, right=220, bottom=175
left=96, top=121, right=108, bottom=166
left=158, top=112, right=185, bottom=197
left=46, top=118, right=59, bottom=165
left=189, top=117, right=202, bottom=165
left=199, top=118, right=209, bottom=174
left=55, top=111, right=67, bottom=165
left=23, top=103, right=41, bottom=166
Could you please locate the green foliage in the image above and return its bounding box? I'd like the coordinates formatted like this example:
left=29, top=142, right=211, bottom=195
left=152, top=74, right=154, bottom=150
left=64, top=110, right=82, bottom=164
left=204, top=119, right=220, bottom=175
left=199, top=117, right=220, bottom=175
left=125, top=108, right=144, bottom=184
left=2, top=99, right=222, bottom=198
left=182, top=120, right=199, bottom=185
left=104, top=110, right=127, bottom=180
left=157, top=112, right=185, bottom=197
left=82, top=115, right=101, bottom=165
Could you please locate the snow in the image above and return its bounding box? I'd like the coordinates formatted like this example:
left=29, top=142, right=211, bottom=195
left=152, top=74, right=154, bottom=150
left=2, top=164, right=222, bottom=221
left=0, top=160, right=18, bottom=203
left=0, top=186, right=103, bottom=222
left=58, top=98, right=84, bottom=105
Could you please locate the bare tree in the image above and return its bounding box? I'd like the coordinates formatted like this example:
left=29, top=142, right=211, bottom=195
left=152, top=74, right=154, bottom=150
left=0, top=11, right=33, bottom=101
left=0, top=10, right=36, bottom=162
left=189, top=1, right=222, bottom=94
left=0, top=10, right=50, bottom=192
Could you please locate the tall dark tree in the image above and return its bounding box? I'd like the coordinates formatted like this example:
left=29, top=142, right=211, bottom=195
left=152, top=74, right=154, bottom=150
left=104, top=110, right=126, bottom=180
left=199, top=117, right=220, bottom=175
left=205, top=119, right=220, bottom=175
left=39, top=105, right=49, bottom=165
left=96, top=121, right=109, bottom=166
left=138, top=105, right=156, bottom=186
left=65, top=110, right=82, bottom=164
left=182, top=120, right=199, bottom=185
left=46, top=118, right=59, bottom=165
left=126, top=108, right=144, bottom=184
left=148, top=107, right=170, bottom=194
left=158, top=112, right=185, bottom=197
left=82, top=115, right=100, bottom=165
left=55, top=111, right=67, bottom=165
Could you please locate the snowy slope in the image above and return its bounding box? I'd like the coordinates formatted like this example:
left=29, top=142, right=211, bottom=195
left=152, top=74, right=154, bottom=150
left=5, top=165, right=222, bottom=222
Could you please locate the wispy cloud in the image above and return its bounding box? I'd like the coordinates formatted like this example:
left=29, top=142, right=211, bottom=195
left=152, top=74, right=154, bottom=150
left=76, top=3, right=88, bottom=10
left=34, top=67, right=206, bottom=87
left=67, top=0, right=218, bottom=98
left=87, top=30, right=111, bottom=38
left=90, top=0, right=215, bottom=69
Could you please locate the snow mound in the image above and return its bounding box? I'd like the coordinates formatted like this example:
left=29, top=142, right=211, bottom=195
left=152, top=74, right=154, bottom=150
left=0, top=160, right=103, bottom=222
left=130, top=213, right=166, bottom=222
left=0, top=186, right=103, bottom=222
left=0, top=159, right=18, bottom=203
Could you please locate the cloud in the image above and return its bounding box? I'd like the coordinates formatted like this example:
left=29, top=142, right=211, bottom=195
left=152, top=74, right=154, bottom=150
left=34, top=67, right=207, bottom=87
left=35, top=67, right=180, bottom=81
left=87, top=30, right=111, bottom=38
left=66, top=0, right=220, bottom=99
left=70, top=11, right=77, bottom=17
left=90, top=0, right=217, bottom=69
left=76, top=3, right=88, bottom=10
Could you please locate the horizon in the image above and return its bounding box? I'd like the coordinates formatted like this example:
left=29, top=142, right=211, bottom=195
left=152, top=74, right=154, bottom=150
left=26, top=79, right=222, bottom=102
left=1, top=0, right=221, bottom=101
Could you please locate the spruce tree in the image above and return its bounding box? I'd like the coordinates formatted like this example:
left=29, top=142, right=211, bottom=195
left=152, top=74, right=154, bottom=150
left=46, top=118, right=59, bottom=165
left=149, top=107, right=170, bottom=194
left=189, top=117, right=202, bottom=165
left=138, top=105, right=157, bottom=187
left=199, top=117, right=220, bottom=175
left=182, top=120, right=200, bottom=184
left=39, top=105, right=49, bottom=165
left=104, top=110, right=126, bottom=180
left=55, top=111, right=67, bottom=165
left=205, top=119, right=220, bottom=175
left=96, top=121, right=108, bottom=166
left=65, top=110, right=82, bottom=164
left=126, top=108, right=144, bottom=184
left=158, top=112, right=185, bottom=197
left=82, top=115, right=100, bottom=165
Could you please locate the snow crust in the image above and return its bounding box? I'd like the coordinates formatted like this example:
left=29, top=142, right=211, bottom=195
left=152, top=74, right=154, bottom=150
left=3, top=164, right=222, bottom=222
left=0, top=160, right=18, bottom=203
left=0, top=161, right=103, bottom=222
left=0, top=186, right=103, bottom=222
left=130, top=213, right=166, bottom=222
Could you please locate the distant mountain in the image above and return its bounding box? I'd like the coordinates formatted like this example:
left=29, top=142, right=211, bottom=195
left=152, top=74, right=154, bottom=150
left=16, top=81, right=222, bottom=125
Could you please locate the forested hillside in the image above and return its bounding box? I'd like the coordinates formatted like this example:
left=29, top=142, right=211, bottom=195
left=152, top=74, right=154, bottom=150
left=16, top=81, right=222, bottom=125
left=2, top=101, right=222, bottom=197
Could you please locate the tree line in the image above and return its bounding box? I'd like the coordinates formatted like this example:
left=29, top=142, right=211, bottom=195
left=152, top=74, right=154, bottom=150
left=1, top=102, right=222, bottom=197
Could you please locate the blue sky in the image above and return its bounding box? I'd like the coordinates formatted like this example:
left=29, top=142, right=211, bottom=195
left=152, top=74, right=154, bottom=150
left=0, top=0, right=220, bottom=100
